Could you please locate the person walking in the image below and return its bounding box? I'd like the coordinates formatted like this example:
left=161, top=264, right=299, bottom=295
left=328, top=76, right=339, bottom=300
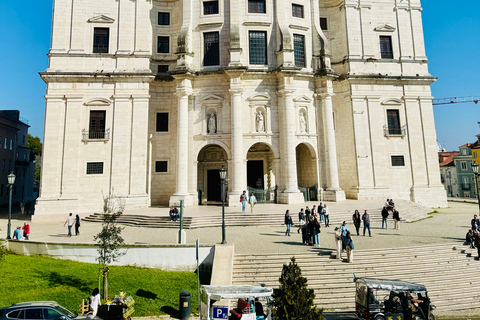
left=248, top=192, right=257, bottom=213
left=381, top=207, right=389, bottom=229
left=313, top=217, right=321, bottom=246
left=344, top=231, right=354, bottom=263
left=90, top=288, right=101, bottom=316
left=284, top=210, right=292, bottom=236
left=240, top=190, right=248, bottom=213
left=393, top=209, right=400, bottom=230
left=352, top=210, right=361, bottom=236
left=362, top=210, right=371, bottom=237
left=323, top=204, right=330, bottom=227
left=64, top=213, right=74, bottom=237
left=22, top=222, right=30, bottom=240
left=334, top=227, right=342, bottom=259
left=20, top=200, right=25, bottom=215
left=75, top=214, right=81, bottom=236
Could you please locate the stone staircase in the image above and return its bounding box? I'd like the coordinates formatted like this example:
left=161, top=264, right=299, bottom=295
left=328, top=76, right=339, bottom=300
left=82, top=199, right=430, bottom=229
left=232, top=243, right=480, bottom=313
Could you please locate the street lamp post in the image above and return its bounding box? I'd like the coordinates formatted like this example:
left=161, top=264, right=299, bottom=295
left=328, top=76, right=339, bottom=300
left=219, top=166, right=227, bottom=244
left=6, top=172, right=16, bottom=240
left=471, top=163, right=480, bottom=214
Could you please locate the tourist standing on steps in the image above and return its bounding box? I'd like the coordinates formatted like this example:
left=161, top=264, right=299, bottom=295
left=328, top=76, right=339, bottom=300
left=381, top=207, right=389, bottom=229
left=471, top=214, right=480, bottom=233
left=300, top=217, right=307, bottom=244
left=248, top=192, right=257, bottom=213
left=22, top=222, right=30, bottom=240
left=284, top=210, right=292, bottom=236
left=75, top=214, right=81, bottom=236
left=240, top=190, right=248, bottom=213
left=318, top=202, right=324, bottom=222
left=340, top=221, right=350, bottom=251
left=344, top=231, right=354, bottom=263
left=393, top=209, right=400, bottom=230
left=64, top=213, right=74, bottom=237
left=313, top=217, right=321, bottom=246
left=474, top=233, right=480, bottom=258
left=352, top=210, right=361, bottom=236
left=334, top=227, right=342, bottom=259
left=323, top=204, right=330, bottom=227
left=311, top=205, right=317, bottom=218
left=362, top=210, right=371, bottom=237
left=297, top=208, right=304, bottom=233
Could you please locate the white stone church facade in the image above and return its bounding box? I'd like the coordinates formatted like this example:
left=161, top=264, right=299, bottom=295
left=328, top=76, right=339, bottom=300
left=36, top=0, right=447, bottom=215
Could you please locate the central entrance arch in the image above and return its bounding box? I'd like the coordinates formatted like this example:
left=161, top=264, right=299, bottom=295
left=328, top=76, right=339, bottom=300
left=246, top=142, right=276, bottom=203
left=197, top=144, right=228, bottom=204
left=296, top=142, right=319, bottom=201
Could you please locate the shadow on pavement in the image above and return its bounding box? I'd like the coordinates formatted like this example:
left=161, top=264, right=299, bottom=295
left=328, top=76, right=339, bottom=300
left=273, top=241, right=306, bottom=246
left=49, top=234, right=70, bottom=238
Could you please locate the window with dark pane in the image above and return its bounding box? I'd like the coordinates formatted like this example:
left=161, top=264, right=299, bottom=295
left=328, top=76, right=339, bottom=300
left=89, top=110, right=106, bottom=139
left=386, top=109, right=401, bottom=134
left=249, top=31, right=267, bottom=65
left=203, top=1, right=219, bottom=14
left=158, top=65, right=169, bottom=73
left=158, top=12, right=170, bottom=25
left=391, top=156, right=405, bottom=167
left=93, top=28, right=109, bottom=53
left=86, top=162, right=104, bottom=174
left=248, top=0, right=266, bottom=13
left=292, top=4, right=304, bottom=18
left=156, top=113, right=169, bottom=132
left=204, top=32, right=220, bottom=66
left=293, top=34, right=305, bottom=68
left=157, top=36, right=169, bottom=53
left=155, top=161, right=168, bottom=173
left=320, top=17, right=328, bottom=30
left=380, top=35, right=393, bottom=59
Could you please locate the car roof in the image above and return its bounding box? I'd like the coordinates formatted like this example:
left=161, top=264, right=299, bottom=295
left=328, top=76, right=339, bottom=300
left=11, top=302, right=60, bottom=307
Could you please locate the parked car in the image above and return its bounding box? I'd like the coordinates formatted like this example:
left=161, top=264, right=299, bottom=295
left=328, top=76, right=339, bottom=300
left=0, top=301, right=101, bottom=320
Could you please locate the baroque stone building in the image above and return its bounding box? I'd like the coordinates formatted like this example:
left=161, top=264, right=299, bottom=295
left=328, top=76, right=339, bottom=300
left=36, top=0, right=447, bottom=215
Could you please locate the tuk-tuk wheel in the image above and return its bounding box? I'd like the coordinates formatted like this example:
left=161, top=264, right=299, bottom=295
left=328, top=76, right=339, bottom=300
left=374, top=315, right=385, bottom=320
left=428, top=314, right=435, bottom=320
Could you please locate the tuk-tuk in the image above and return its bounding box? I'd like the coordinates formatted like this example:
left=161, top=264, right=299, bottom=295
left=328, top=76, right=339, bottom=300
left=355, top=278, right=435, bottom=320
left=200, top=285, right=273, bottom=320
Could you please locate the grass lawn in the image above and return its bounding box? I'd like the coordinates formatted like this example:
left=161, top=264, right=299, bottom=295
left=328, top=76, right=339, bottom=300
left=0, top=253, right=198, bottom=317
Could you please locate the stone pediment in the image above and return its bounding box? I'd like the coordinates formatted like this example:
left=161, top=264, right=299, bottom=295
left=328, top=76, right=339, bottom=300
left=88, top=15, right=115, bottom=24
left=374, top=24, right=396, bottom=32
left=293, top=95, right=312, bottom=103
left=201, top=94, right=224, bottom=102
left=247, top=93, right=271, bottom=102
left=381, top=98, right=403, bottom=105
left=84, top=98, right=111, bottom=106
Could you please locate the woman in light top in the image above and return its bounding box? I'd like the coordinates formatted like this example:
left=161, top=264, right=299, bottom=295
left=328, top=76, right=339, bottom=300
left=90, top=288, right=101, bottom=316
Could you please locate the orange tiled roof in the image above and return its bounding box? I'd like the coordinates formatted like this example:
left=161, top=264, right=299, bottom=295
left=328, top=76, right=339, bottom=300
left=438, top=151, right=459, bottom=166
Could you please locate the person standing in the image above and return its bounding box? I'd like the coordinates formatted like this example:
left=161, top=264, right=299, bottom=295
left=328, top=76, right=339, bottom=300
left=300, top=217, right=307, bottom=244
left=313, top=217, right=321, bottom=246
left=297, top=208, right=304, bottom=233
left=284, top=210, right=292, bottom=236
left=393, top=209, right=400, bottom=230
left=75, top=214, right=81, bottom=236
left=20, top=200, right=25, bottom=215
left=334, top=227, right=342, bottom=259
left=475, top=233, right=480, bottom=258
left=90, top=288, right=102, bottom=316
left=471, top=214, right=480, bottom=232
left=344, top=231, right=354, bottom=263
left=318, top=202, right=324, bottom=222
left=340, top=221, right=350, bottom=251
left=323, top=204, right=330, bottom=227
left=64, top=213, right=74, bottom=237
left=22, top=222, right=30, bottom=240
left=381, top=207, right=389, bottom=229
left=362, top=210, right=371, bottom=237
left=248, top=192, right=257, bottom=213
left=311, top=205, right=317, bottom=218
left=240, top=190, right=248, bottom=213
left=352, top=210, right=361, bottom=236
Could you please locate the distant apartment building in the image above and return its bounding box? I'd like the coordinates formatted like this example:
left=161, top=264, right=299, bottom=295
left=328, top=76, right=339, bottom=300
left=439, top=151, right=459, bottom=197
left=0, top=110, right=35, bottom=206
left=454, top=143, right=476, bottom=199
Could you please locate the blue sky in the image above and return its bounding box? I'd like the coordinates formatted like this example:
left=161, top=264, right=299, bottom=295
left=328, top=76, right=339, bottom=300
left=0, top=1, right=479, bottom=150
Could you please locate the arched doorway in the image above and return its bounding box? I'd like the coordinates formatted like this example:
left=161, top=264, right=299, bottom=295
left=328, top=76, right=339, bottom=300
left=246, top=143, right=276, bottom=202
left=197, top=144, right=228, bottom=204
left=296, top=143, right=319, bottom=201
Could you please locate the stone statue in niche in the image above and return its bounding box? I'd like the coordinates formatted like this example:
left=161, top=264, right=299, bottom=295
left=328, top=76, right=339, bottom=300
left=208, top=113, right=216, bottom=134
left=256, top=111, right=265, bottom=132
left=299, top=112, right=307, bottom=133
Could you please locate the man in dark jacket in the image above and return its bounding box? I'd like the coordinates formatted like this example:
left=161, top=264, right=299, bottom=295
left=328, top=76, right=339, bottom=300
left=381, top=207, right=389, bottom=229
left=471, top=214, right=480, bottom=232
left=362, top=210, right=371, bottom=237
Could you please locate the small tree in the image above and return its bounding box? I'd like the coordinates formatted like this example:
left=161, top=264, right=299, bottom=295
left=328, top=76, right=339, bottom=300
left=272, top=257, right=324, bottom=320
left=94, top=194, right=126, bottom=299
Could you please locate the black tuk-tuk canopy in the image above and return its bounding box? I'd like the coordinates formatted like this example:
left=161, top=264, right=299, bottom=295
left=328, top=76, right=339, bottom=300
left=356, top=277, right=427, bottom=292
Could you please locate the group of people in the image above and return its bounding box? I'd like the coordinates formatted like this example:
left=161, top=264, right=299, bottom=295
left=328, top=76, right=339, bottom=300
left=240, top=190, right=257, bottom=213
left=465, top=214, right=480, bottom=257
left=12, top=222, right=30, bottom=240
left=381, top=199, right=401, bottom=230
left=284, top=203, right=332, bottom=245
left=64, top=213, right=81, bottom=236
left=383, top=290, right=429, bottom=319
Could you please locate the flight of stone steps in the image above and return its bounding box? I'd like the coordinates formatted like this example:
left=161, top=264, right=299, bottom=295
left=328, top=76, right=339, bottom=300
left=82, top=199, right=431, bottom=229
left=232, top=243, right=480, bottom=313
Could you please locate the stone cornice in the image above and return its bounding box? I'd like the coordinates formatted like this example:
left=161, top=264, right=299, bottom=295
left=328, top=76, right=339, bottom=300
left=338, top=74, right=437, bottom=85
left=39, top=71, right=154, bottom=83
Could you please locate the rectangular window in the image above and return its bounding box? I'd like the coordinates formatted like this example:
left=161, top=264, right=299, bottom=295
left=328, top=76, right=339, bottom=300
left=93, top=28, right=109, bottom=54
left=204, top=32, right=220, bottom=66
left=380, top=35, right=393, bottom=59
left=320, top=17, right=328, bottom=30
left=9, top=139, right=12, bottom=150
left=461, top=162, right=467, bottom=170
left=203, top=1, right=219, bottom=14
left=89, top=110, right=106, bottom=139
left=391, top=155, right=405, bottom=167
left=16, top=153, right=18, bottom=160
left=293, top=34, right=305, bottom=68
left=156, top=113, right=169, bottom=132
left=157, top=36, right=169, bottom=53
left=386, top=109, right=401, bottom=134
left=158, top=12, right=170, bottom=25
left=155, top=161, right=168, bottom=173
left=158, top=65, right=169, bottom=73
left=23, top=135, right=25, bottom=143
left=474, top=152, right=478, bottom=159
left=292, top=4, right=304, bottom=18
left=86, top=162, right=104, bottom=175
left=248, top=0, right=266, bottom=13
left=4, top=138, right=6, bottom=149
left=249, top=31, right=267, bottom=65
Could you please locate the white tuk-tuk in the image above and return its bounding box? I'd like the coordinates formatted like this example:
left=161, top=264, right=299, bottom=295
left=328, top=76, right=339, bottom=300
left=200, top=285, right=273, bottom=320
